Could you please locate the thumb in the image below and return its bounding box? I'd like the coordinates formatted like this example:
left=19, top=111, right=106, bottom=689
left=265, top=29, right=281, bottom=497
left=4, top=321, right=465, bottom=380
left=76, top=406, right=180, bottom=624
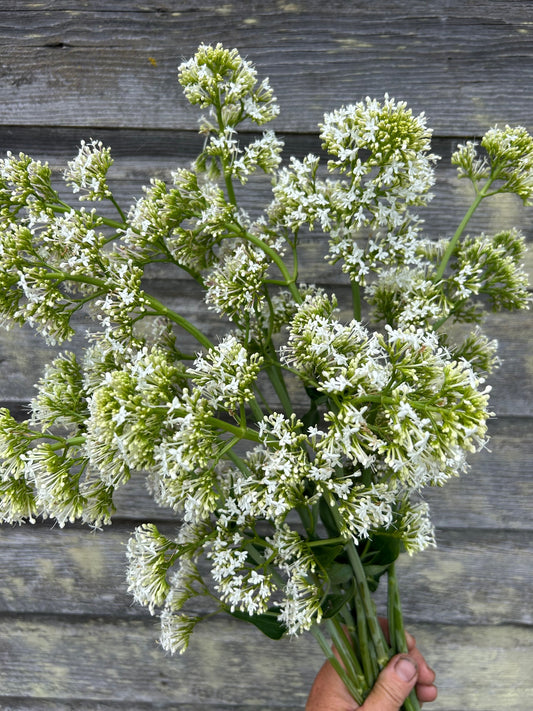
left=360, top=655, right=418, bottom=711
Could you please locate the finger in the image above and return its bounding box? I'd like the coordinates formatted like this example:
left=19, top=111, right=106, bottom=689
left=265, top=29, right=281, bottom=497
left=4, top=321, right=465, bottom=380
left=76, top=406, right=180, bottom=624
left=306, top=660, right=358, bottom=711
left=360, top=655, right=418, bottom=711
left=416, top=680, right=439, bottom=705
left=404, top=633, right=436, bottom=687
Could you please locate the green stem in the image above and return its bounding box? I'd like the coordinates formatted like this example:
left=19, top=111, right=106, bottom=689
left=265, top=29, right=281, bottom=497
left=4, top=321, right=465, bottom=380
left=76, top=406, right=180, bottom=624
left=325, top=511, right=388, bottom=669
left=310, top=625, right=365, bottom=706
left=49, top=435, right=86, bottom=451
left=387, top=563, right=408, bottom=654
left=247, top=396, right=265, bottom=423
left=307, top=536, right=347, bottom=548
left=388, top=564, right=422, bottom=711
left=109, top=194, right=127, bottom=223
left=354, top=585, right=379, bottom=686
left=224, top=171, right=237, bottom=206
left=224, top=224, right=302, bottom=304
left=38, top=268, right=214, bottom=353
left=203, top=415, right=260, bottom=444
left=143, top=294, right=213, bottom=350
left=434, top=170, right=501, bottom=281
left=326, top=617, right=367, bottom=693
left=265, top=363, right=294, bottom=416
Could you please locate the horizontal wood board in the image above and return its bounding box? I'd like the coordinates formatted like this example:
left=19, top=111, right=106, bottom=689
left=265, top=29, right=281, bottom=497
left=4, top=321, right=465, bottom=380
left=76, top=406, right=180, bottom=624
left=0, top=3, right=532, bottom=710
left=0, top=2, right=532, bottom=133
left=0, top=618, right=531, bottom=711
left=0, top=523, right=531, bottom=626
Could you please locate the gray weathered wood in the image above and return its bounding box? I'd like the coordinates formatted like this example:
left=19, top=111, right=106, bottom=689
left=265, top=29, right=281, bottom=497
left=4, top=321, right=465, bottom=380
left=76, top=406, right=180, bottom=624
left=1, top=303, right=530, bottom=416
left=1, top=129, right=532, bottom=245
left=1, top=3, right=532, bottom=134
left=0, top=523, right=530, bottom=626
left=0, top=4, right=531, bottom=710
left=0, top=617, right=531, bottom=710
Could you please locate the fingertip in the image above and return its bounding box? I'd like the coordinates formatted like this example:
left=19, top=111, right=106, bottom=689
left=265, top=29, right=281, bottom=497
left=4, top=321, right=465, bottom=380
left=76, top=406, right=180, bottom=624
left=394, top=655, right=418, bottom=683
left=417, top=681, right=438, bottom=704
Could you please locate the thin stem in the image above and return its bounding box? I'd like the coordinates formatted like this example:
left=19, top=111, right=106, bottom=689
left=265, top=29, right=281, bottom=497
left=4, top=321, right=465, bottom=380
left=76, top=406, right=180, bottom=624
left=224, top=224, right=302, bottom=304
left=142, top=294, right=213, bottom=350
left=49, top=435, right=86, bottom=452
left=326, top=617, right=367, bottom=692
left=247, top=394, right=265, bottom=422
left=354, top=585, right=379, bottom=686
left=265, top=363, right=294, bottom=416
left=387, top=563, right=407, bottom=654
left=307, top=536, right=348, bottom=548
left=388, top=564, right=422, bottom=711
left=310, top=626, right=365, bottom=706
left=109, top=194, right=127, bottom=223
left=327, top=501, right=390, bottom=668
left=203, top=415, right=260, bottom=444
left=434, top=168, right=502, bottom=281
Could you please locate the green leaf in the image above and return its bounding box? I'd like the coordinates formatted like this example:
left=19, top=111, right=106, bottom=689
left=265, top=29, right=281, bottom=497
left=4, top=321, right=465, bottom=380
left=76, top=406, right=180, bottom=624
left=361, top=533, right=402, bottom=592
left=313, top=543, right=345, bottom=569
left=365, top=533, right=401, bottom=566
left=364, top=563, right=391, bottom=592
left=229, top=607, right=286, bottom=640
left=328, top=562, right=353, bottom=585
left=322, top=579, right=356, bottom=619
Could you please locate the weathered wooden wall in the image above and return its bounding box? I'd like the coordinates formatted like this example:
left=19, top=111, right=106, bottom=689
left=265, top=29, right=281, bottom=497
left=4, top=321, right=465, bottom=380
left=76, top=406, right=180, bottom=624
left=0, top=2, right=532, bottom=710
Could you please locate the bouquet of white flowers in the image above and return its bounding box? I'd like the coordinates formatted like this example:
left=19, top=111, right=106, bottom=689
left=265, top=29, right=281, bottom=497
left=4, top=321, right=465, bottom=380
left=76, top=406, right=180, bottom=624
left=0, top=43, right=530, bottom=709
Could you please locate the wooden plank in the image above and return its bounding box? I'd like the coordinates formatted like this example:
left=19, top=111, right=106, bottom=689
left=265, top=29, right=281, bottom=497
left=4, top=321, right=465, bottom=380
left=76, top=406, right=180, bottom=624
left=0, top=701, right=294, bottom=711
left=1, top=131, right=532, bottom=281
left=0, top=299, right=530, bottom=416
left=108, top=416, right=533, bottom=528
left=0, top=616, right=531, bottom=710
left=423, top=417, right=533, bottom=530
left=1, top=523, right=531, bottom=625
left=1, top=128, right=531, bottom=265
left=0, top=3, right=532, bottom=133
left=109, top=417, right=533, bottom=529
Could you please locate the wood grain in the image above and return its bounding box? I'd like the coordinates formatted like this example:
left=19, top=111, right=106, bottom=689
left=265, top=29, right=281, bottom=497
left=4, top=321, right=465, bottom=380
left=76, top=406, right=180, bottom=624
left=1, top=303, right=530, bottom=416
left=0, top=522, right=530, bottom=626
left=0, top=617, right=531, bottom=710
left=0, top=4, right=531, bottom=710
left=0, top=3, right=532, bottom=133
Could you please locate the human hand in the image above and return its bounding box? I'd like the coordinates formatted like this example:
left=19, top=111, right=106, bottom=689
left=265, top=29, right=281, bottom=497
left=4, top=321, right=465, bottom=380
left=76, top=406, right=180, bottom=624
left=306, top=628, right=437, bottom=711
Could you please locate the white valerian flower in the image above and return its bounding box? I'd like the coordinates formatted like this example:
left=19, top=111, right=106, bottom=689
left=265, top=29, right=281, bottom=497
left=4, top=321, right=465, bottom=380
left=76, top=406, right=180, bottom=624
left=64, top=139, right=113, bottom=201
left=279, top=574, right=323, bottom=636
left=0, top=42, right=530, bottom=684
left=126, top=523, right=178, bottom=613
left=232, top=131, right=284, bottom=183
left=188, top=334, right=263, bottom=410
left=204, top=241, right=270, bottom=320
left=160, top=610, right=203, bottom=654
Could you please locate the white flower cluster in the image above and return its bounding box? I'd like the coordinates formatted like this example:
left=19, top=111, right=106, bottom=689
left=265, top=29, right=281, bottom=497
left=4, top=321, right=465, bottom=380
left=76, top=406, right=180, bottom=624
left=178, top=43, right=279, bottom=126
left=0, top=150, right=58, bottom=220
left=0, top=43, right=530, bottom=664
left=204, top=240, right=270, bottom=319
left=269, top=96, right=439, bottom=284
left=63, top=139, right=113, bottom=201
left=456, top=125, right=533, bottom=203
left=188, top=335, right=263, bottom=409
